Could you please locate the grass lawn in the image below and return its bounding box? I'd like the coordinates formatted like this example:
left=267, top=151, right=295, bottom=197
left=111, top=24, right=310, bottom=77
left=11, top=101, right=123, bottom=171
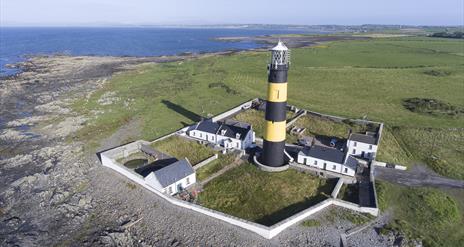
left=231, top=109, right=294, bottom=140
left=231, top=109, right=266, bottom=138
left=376, top=127, right=413, bottom=166
left=197, top=164, right=336, bottom=226
left=150, top=135, right=215, bottom=165
left=376, top=181, right=463, bottom=247
left=292, top=115, right=368, bottom=139
left=392, top=127, right=464, bottom=180
left=196, top=153, right=236, bottom=181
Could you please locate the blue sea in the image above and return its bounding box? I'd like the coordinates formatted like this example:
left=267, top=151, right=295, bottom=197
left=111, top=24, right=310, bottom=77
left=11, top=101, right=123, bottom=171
left=0, top=27, right=310, bottom=76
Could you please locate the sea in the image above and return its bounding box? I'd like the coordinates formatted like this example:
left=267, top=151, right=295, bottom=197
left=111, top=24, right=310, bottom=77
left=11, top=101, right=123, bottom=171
left=0, top=27, right=310, bottom=77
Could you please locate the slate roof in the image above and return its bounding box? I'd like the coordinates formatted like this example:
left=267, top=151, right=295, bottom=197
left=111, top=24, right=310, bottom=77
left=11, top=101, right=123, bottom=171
left=344, top=155, right=358, bottom=170
left=349, top=133, right=377, bottom=145
left=193, top=119, right=251, bottom=141
left=217, top=123, right=251, bottom=140
left=152, top=159, right=194, bottom=188
left=195, top=120, right=221, bottom=133
left=301, top=145, right=346, bottom=164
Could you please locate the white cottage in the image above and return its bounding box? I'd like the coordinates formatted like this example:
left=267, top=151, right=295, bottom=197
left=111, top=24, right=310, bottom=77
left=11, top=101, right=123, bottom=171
left=297, top=145, right=357, bottom=176
left=346, top=132, right=378, bottom=161
left=144, top=158, right=196, bottom=195
left=188, top=120, right=255, bottom=150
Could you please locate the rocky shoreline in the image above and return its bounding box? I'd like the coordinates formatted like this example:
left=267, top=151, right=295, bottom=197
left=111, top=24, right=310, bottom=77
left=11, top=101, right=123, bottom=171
left=1, top=51, right=399, bottom=246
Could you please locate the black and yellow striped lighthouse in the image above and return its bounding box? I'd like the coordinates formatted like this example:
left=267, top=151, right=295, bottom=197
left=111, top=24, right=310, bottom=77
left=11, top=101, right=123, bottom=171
left=261, top=41, right=290, bottom=167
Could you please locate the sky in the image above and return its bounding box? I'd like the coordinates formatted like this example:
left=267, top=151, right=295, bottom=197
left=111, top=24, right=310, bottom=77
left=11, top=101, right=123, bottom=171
left=1, top=0, right=463, bottom=26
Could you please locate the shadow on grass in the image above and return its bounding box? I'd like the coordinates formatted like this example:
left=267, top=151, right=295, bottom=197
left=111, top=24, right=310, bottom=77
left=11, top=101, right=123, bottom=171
left=161, top=100, right=203, bottom=123
left=255, top=178, right=338, bottom=226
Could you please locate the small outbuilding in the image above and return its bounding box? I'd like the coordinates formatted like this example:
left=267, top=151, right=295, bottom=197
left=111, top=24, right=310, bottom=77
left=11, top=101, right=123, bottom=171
left=297, top=144, right=357, bottom=176
left=144, top=158, right=196, bottom=195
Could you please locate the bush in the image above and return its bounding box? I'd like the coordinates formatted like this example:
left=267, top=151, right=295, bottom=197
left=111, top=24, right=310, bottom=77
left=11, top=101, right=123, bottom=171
left=402, top=98, right=464, bottom=117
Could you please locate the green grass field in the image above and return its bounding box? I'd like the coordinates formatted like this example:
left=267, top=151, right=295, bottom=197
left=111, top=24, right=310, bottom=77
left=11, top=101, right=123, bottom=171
left=196, top=153, right=236, bottom=181
left=198, top=164, right=335, bottom=226
left=151, top=135, right=215, bottom=165
left=376, top=181, right=463, bottom=247
left=72, top=36, right=464, bottom=243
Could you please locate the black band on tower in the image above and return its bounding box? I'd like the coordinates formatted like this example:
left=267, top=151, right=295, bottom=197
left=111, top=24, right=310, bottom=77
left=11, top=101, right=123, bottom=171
left=268, top=65, right=288, bottom=83
left=261, top=140, right=286, bottom=167
left=265, top=101, right=287, bottom=122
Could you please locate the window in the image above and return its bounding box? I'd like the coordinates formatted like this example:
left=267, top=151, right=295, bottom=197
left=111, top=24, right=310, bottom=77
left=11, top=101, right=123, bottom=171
left=168, top=186, right=173, bottom=194
left=314, top=160, right=318, bottom=165
left=352, top=149, right=356, bottom=154
left=344, top=168, right=348, bottom=173
left=369, top=145, right=373, bottom=150
left=332, top=165, right=336, bottom=170
left=353, top=141, right=357, bottom=147
left=186, top=177, right=190, bottom=185
left=199, top=133, right=202, bottom=138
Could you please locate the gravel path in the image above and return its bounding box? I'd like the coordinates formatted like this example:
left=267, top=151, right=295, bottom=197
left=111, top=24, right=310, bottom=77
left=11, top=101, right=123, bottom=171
left=375, top=165, right=464, bottom=189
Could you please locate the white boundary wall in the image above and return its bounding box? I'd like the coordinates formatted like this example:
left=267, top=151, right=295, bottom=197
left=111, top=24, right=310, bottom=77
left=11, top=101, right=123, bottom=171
left=99, top=99, right=383, bottom=239
left=331, top=178, right=344, bottom=198
left=211, top=100, right=254, bottom=122
left=101, top=147, right=379, bottom=239
left=332, top=199, right=379, bottom=216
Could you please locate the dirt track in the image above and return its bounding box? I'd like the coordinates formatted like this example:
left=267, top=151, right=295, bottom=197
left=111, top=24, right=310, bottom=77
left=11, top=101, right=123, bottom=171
left=374, top=165, right=464, bottom=189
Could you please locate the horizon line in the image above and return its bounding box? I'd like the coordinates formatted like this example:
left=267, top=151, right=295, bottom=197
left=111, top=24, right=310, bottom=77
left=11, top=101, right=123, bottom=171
left=1, top=23, right=463, bottom=28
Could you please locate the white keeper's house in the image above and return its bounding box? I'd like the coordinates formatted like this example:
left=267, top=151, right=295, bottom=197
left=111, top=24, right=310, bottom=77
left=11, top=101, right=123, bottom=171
left=187, top=119, right=255, bottom=150
left=297, top=132, right=379, bottom=177
left=346, top=132, right=379, bottom=160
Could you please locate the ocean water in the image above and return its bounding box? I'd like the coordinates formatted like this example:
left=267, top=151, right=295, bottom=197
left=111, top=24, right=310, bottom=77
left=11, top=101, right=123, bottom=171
left=0, top=27, right=308, bottom=76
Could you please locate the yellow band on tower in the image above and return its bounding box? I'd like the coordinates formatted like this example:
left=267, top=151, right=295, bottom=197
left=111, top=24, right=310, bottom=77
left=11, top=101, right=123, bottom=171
left=264, top=120, right=286, bottom=142
left=267, top=82, right=287, bottom=102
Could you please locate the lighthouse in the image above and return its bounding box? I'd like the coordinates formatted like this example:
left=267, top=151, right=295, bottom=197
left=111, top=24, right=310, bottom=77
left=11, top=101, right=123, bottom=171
left=261, top=41, right=290, bottom=167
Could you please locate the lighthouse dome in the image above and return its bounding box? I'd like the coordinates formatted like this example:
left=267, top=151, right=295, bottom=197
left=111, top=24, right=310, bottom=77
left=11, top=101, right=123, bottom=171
left=271, top=41, right=288, bottom=51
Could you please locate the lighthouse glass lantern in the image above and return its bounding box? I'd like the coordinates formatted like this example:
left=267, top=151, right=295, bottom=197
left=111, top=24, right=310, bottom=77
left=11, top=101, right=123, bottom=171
left=270, top=41, right=290, bottom=69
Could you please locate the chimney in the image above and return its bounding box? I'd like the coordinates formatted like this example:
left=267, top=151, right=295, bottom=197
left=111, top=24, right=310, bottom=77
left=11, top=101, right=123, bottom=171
left=236, top=133, right=241, bottom=139
left=221, top=129, right=227, bottom=136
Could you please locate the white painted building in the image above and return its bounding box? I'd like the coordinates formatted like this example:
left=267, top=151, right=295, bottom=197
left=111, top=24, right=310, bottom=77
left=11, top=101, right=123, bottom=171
left=188, top=120, right=255, bottom=150
left=297, top=145, right=357, bottom=176
left=144, top=158, right=196, bottom=195
left=346, top=132, right=379, bottom=161
left=296, top=131, right=380, bottom=177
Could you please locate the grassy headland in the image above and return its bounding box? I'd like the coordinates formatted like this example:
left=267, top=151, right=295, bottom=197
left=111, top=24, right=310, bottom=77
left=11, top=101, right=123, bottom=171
left=72, top=35, right=464, bottom=243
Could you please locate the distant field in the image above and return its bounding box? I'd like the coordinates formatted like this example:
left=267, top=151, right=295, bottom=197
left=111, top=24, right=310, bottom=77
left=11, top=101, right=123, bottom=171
left=73, top=36, right=464, bottom=243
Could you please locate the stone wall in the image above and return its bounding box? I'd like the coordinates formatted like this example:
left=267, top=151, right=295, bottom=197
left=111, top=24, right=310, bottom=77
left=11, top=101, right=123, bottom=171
left=193, top=154, right=218, bottom=171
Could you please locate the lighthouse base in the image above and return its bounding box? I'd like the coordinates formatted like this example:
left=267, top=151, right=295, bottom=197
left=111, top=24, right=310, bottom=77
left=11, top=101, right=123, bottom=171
left=253, top=153, right=289, bottom=172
